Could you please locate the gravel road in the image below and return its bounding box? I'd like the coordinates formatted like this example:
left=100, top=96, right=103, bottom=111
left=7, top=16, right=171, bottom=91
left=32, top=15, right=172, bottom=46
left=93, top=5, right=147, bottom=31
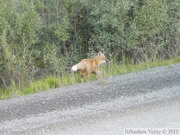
left=0, top=63, right=180, bottom=135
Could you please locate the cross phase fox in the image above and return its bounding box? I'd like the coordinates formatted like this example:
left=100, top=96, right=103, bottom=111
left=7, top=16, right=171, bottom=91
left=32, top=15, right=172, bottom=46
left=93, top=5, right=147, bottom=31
left=71, top=52, right=108, bottom=79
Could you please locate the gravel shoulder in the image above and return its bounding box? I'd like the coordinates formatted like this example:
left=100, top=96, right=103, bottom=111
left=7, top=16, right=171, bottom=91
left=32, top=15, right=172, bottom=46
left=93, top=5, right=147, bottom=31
left=0, top=63, right=180, bottom=135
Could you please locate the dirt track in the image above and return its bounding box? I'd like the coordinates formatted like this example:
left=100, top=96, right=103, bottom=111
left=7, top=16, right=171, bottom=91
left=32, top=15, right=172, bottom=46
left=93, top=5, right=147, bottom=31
left=0, top=63, right=180, bottom=135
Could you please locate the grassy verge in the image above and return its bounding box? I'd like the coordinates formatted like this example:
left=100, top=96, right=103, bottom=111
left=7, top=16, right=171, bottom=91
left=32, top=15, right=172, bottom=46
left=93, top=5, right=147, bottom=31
left=103, top=56, right=180, bottom=77
left=0, top=56, right=180, bottom=100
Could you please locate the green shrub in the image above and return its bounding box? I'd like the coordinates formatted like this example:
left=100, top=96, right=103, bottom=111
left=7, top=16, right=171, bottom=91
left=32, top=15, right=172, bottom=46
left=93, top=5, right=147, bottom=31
left=0, top=0, right=179, bottom=93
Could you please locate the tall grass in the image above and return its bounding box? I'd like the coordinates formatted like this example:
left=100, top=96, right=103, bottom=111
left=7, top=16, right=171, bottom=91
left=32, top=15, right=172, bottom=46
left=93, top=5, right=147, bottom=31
left=0, top=56, right=180, bottom=100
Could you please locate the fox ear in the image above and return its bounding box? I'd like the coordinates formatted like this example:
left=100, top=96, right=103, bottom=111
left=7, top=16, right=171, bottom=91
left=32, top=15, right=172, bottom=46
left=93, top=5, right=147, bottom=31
left=98, top=51, right=102, bottom=56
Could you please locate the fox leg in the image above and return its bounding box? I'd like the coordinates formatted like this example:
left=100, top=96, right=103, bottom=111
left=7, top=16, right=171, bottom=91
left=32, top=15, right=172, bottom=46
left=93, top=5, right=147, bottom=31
left=92, top=71, right=96, bottom=75
left=78, top=70, right=88, bottom=80
left=83, top=70, right=89, bottom=80
left=93, top=69, right=99, bottom=75
left=94, top=69, right=103, bottom=79
left=78, top=70, right=83, bottom=77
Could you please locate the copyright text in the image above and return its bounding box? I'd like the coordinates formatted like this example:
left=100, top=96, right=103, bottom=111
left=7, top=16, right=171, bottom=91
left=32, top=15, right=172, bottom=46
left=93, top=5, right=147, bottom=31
left=124, top=128, right=180, bottom=135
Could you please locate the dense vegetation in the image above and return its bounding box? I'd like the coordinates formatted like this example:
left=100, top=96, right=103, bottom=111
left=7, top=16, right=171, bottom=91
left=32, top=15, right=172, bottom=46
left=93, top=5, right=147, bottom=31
left=0, top=0, right=179, bottom=92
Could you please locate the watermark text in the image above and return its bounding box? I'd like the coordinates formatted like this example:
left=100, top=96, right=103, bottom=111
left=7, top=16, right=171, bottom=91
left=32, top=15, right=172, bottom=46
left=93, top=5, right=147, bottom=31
left=124, top=128, right=180, bottom=135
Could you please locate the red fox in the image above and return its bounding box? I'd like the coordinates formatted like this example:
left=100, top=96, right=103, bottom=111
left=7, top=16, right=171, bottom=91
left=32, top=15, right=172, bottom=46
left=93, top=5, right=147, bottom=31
left=71, top=52, right=108, bottom=79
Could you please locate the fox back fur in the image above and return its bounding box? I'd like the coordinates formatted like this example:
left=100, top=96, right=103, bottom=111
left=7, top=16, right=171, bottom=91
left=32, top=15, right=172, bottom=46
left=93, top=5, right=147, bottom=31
left=71, top=52, right=108, bottom=79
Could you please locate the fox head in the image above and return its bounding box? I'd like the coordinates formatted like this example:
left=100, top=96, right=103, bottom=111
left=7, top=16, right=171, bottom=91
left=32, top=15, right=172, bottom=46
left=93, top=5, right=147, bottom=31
left=97, top=52, right=108, bottom=64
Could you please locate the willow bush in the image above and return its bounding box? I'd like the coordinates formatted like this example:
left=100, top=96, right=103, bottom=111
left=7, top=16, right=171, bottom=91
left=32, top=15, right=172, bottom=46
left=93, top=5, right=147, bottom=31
left=0, top=0, right=42, bottom=87
left=0, top=0, right=179, bottom=88
left=88, top=0, right=180, bottom=62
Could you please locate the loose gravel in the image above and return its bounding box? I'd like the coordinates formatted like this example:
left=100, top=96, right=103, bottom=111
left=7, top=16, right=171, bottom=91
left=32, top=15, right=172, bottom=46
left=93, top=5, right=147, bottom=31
left=0, top=63, right=180, bottom=135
